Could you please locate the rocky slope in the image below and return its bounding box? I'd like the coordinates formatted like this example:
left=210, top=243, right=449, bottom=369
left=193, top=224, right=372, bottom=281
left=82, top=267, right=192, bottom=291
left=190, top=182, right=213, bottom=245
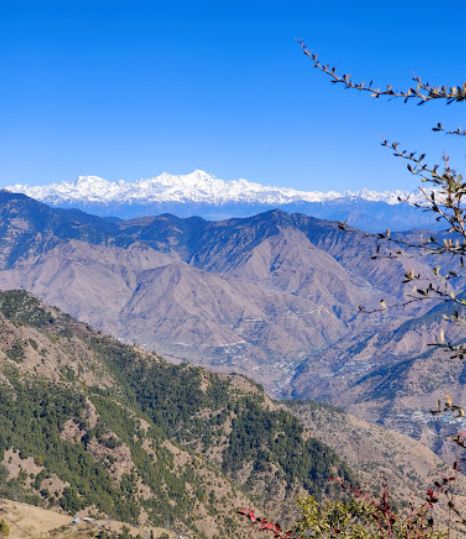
left=291, top=299, right=466, bottom=466
left=289, top=401, right=466, bottom=512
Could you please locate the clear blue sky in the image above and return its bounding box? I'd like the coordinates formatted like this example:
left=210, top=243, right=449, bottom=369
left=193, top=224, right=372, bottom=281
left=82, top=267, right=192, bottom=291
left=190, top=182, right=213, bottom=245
left=1, top=0, right=466, bottom=191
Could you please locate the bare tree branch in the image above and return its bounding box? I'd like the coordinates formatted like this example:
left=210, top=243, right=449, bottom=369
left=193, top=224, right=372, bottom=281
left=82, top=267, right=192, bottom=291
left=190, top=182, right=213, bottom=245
left=432, top=123, right=466, bottom=137
left=299, top=41, right=466, bottom=105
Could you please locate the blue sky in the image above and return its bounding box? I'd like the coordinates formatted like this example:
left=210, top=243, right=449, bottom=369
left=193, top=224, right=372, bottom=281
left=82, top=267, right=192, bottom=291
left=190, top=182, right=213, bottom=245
left=1, top=1, right=466, bottom=191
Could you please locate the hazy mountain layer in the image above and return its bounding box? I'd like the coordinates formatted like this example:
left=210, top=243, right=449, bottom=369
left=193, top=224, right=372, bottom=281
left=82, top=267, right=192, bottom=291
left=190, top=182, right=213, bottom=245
left=4, top=171, right=438, bottom=232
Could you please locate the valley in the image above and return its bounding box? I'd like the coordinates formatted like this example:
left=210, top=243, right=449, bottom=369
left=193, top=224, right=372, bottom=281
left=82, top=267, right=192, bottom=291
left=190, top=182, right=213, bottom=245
left=0, top=190, right=463, bottom=467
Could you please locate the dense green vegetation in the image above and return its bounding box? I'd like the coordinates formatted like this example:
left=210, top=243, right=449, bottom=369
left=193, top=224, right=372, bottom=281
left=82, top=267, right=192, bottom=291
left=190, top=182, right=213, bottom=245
left=91, top=337, right=229, bottom=440
left=224, top=398, right=352, bottom=495
left=0, top=372, right=230, bottom=535
left=0, top=291, right=54, bottom=329
left=90, top=333, right=354, bottom=495
left=0, top=378, right=140, bottom=522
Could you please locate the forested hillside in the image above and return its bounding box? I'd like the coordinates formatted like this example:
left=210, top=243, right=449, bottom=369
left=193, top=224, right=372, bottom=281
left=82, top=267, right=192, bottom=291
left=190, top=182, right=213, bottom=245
left=0, top=289, right=351, bottom=537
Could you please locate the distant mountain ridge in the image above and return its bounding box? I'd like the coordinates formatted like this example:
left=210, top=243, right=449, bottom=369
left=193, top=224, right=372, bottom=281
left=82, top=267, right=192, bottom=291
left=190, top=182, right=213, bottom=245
left=6, top=170, right=416, bottom=205
left=4, top=170, right=436, bottom=231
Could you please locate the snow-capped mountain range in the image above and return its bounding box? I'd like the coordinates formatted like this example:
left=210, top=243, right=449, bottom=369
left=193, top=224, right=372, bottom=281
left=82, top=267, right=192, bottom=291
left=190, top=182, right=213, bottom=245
left=5, top=169, right=418, bottom=206
left=4, top=170, right=435, bottom=232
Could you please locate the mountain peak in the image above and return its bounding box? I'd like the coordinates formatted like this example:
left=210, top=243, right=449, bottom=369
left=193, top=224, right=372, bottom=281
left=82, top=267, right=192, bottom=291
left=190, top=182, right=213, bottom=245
left=6, top=170, right=421, bottom=207
left=75, top=175, right=110, bottom=185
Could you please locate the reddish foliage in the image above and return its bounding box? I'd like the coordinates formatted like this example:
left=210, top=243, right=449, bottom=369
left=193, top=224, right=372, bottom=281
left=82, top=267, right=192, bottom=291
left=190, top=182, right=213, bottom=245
left=238, top=468, right=465, bottom=537
left=237, top=508, right=298, bottom=538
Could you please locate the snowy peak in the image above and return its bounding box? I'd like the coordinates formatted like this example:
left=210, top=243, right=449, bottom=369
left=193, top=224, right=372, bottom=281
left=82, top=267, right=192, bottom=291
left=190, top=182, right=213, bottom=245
left=5, top=170, right=419, bottom=207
